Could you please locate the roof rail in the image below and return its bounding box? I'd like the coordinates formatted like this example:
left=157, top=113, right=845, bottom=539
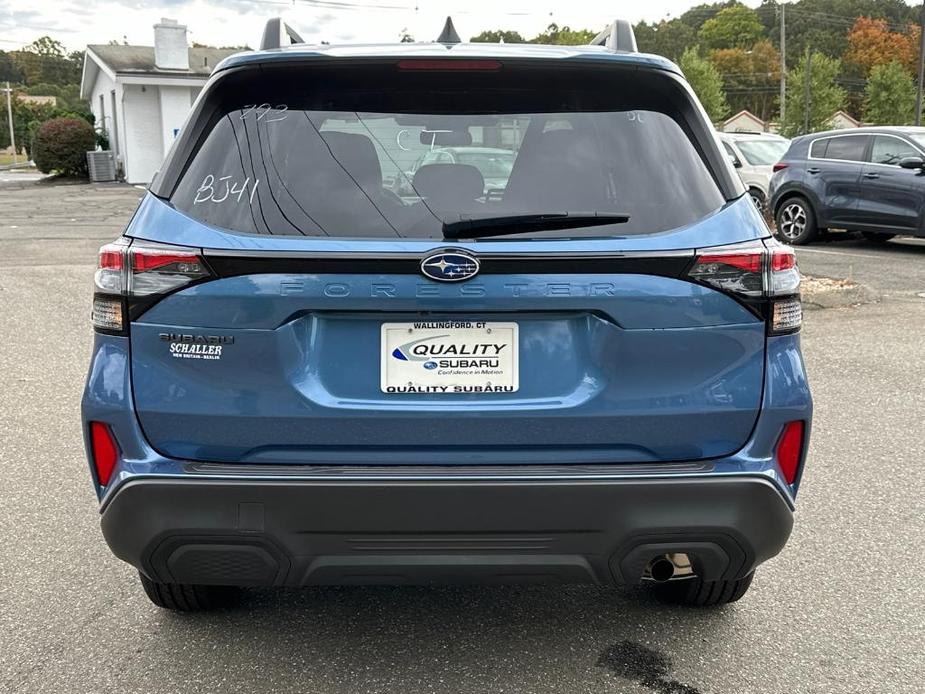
left=260, top=17, right=304, bottom=50
left=589, top=20, right=638, bottom=53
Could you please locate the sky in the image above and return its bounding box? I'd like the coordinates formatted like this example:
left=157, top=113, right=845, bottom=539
left=0, top=0, right=773, bottom=53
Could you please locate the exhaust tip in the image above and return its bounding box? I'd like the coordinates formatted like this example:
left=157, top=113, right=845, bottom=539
left=648, top=557, right=676, bottom=583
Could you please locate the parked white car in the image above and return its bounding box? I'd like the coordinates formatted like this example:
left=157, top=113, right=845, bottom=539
left=717, top=132, right=790, bottom=212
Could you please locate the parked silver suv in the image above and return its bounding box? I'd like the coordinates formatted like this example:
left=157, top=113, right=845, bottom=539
left=718, top=132, right=790, bottom=212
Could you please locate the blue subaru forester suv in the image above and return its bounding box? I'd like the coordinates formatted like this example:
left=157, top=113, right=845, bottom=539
left=82, top=22, right=811, bottom=610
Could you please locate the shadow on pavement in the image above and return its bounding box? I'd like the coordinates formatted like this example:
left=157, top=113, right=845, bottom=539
left=145, top=584, right=741, bottom=691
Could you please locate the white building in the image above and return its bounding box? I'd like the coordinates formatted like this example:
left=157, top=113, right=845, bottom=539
left=829, top=110, right=862, bottom=130
left=721, top=110, right=769, bottom=134
left=80, top=19, right=237, bottom=184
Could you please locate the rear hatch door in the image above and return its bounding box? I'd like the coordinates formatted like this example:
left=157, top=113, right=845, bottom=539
left=129, top=56, right=766, bottom=465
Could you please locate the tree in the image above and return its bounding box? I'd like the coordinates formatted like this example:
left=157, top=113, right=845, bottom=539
left=757, top=0, right=917, bottom=69
left=399, top=29, right=415, bottom=43
left=864, top=60, right=916, bottom=124
left=0, top=85, right=93, bottom=153
left=0, top=51, right=24, bottom=83
left=845, top=17, right=918, bottom=77
left=711, top=40, right=781, bottom=121
left=22, top=83, right=88, bottom=114
left=680, top=1, right=740, bottom=33
left=634, top=19, right=697, bottom=62
left=470, top=30, right=525, bottom=43
left=698, top=4, right=765, bottom=50
left=781, top=51, right=847, bottom=136
left=25, top=37, right=67, bottom=56
left=530, top=23, right=596, bottom=45
left=32, top=117, right=96, bottom=177
left=10, top=37, right=82, bottom=86
left=679, top=47, right=729, bottom=122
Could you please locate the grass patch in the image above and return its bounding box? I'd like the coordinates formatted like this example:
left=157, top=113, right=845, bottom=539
left=0, top=152, right=32, bottom=167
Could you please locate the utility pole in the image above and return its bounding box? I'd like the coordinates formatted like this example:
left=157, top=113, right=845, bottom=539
left=780, top=3, right=786, bottom=127
left=3, top=82, right=16, bottom=166
left=916, top=3, right=925, bottom=126
left=802, top=50, right=812, bottom=135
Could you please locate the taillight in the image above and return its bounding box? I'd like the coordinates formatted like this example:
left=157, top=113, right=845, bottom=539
left=92, top=240, right=211, bottom=333
left=775, top=420, right=805, bottom=485
left=772, top=163, right=788, bottom=172
left=130, top=246, right=208, bottom=296
left=688, top=249, right=764, bottom=296
left=89, top=422, right=119, bottom=486
left=686, top=240, right=801, bottom=334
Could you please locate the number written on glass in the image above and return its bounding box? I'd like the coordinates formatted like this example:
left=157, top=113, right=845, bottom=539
left=194, top=175, right=260, bottom=205
left=240, top=103, right=288, bottom=122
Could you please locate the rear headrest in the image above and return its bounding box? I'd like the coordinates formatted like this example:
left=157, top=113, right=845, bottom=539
left=504, top=128, right=606, bottom=210
left=412, top=164, right=484, bottom=207
left=321, top=132, right=382, bottom=188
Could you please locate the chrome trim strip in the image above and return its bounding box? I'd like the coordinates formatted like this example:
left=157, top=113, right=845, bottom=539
left=808, top=132, right=871, bottom=164
left=807, top=132, right=925, bottom=166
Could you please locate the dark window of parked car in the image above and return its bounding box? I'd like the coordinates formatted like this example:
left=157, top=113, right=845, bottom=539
left=870, top=135, right=920, bottom=165
left=819, top=135, right=869, bottom=162
left=810, top=139, right=828, bottom=158
left=169, top=74, right=726, bottom=239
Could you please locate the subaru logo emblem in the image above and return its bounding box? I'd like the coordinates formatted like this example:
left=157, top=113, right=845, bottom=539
left=420, top=250, right=480, bottom=282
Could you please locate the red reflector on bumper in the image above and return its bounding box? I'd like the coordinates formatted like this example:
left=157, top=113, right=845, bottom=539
left=90, top=422, right=119, bottom=486
left=776, top=421, right=805, bottom=485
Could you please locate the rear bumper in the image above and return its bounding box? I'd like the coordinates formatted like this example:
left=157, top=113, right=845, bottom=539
left=101, top=474, right=793, bottom=587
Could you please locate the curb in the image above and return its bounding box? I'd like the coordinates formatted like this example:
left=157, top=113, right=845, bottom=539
left=801, top=277, right=879, bottom=310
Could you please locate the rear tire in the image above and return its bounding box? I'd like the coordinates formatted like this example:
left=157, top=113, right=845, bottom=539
left=860, top=231, right=896, bottom=243
left=775, top=197, right=817, bottom=245
left=748, top=188, right=766, bottom=213
left=654, top=572, right=754, bottom=607
left=139, top=572, right=240, bottom=611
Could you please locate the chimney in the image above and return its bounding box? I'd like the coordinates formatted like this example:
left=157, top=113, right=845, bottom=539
left=154, top=18, right=188, bottom=70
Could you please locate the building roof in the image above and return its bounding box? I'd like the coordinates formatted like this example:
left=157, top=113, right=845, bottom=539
left=86, top=44, right=238, bottom=76
left=722, top=110, right=766, bottom=128
left=213, top=41, right=682, bottom=75
left=830, top=110, right=861, bottom=127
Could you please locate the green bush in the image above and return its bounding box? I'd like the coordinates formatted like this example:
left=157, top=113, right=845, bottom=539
left=31, top=117, right=96, bottom=177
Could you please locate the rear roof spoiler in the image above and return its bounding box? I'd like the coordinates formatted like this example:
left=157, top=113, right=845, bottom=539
left=589, top=20, right=638, bottom=53
left=260, top=18, right=304, bottom=50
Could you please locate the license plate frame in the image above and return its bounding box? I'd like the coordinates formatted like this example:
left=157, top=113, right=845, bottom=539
left=380, top=321, right=519, bottom=394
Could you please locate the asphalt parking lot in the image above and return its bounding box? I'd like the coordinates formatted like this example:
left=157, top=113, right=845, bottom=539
left=1, top=181, right=923, bottom=694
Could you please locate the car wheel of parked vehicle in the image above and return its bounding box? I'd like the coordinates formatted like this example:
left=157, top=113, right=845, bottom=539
left=748, top=188, right=765, bottom=212
left=655, top=572, right=754, bottom=607
left=139, top=572, right=239, bottom=611
left=860, top=231, right=896, bottom=243
left=775, top=197, right=817, bottom=245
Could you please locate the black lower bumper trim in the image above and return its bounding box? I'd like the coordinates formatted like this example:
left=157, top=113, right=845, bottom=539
left=100, top=475, right=793, bottom=587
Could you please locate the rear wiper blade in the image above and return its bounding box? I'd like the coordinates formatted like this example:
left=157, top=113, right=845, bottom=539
left=441, top=212, right=631, bottom=239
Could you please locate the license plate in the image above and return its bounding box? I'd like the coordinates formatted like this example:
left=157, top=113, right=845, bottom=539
left=381, top=321, right=519, bottom=394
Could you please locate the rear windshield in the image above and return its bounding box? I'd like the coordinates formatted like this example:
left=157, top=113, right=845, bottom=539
left=735, top=138, right=789, bottom=166
left=169, top=64, right=725, bottom=239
